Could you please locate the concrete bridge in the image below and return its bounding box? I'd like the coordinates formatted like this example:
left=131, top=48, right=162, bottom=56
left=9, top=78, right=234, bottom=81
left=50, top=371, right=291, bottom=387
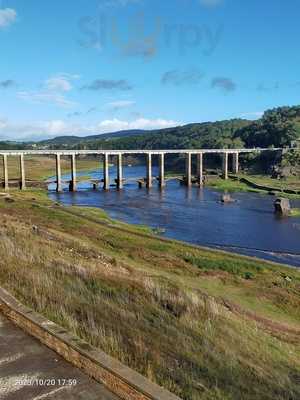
left=0, top=148, right=283, bottom=192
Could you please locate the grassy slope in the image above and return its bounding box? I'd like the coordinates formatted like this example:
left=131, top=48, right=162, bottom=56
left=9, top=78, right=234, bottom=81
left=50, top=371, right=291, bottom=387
left=0, top=190, right=299, bottom=400
left=245, top=175, right=300, bottom=190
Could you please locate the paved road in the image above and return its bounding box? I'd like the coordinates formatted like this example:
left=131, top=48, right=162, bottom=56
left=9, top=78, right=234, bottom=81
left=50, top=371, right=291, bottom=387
left=0, top=313, right=119, bottom=400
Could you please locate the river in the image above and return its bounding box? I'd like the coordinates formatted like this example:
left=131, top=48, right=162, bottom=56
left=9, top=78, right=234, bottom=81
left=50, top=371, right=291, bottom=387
left=48, top=165, right=300, bottom=268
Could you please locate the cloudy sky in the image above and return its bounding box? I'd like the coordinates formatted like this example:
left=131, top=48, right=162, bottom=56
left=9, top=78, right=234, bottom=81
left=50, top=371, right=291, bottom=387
left=1, top=0, right=300, bottom=141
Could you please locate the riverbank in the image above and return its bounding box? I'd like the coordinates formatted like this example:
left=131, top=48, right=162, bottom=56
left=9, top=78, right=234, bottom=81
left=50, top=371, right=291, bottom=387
left=291, top=208, right=300, bottom=217
left=0, top=189, right=299, bottom=400
left=207, top=174, right=300, bottom=199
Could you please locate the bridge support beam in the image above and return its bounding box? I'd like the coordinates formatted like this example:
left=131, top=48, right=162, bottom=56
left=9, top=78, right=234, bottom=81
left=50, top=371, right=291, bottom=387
left=103, top=153, right=110, bottom=190
left=56, top=154, right=62, bottom=192
left=146, top=153, right=152, bottom=188
left=70, top=153, right=77, bottom=192
left=117, top=153, right=123, bottom=190
left=159, top=153, right=165, bottom=188
left=19, top=154, right=26, bottom=190
left=185, top=153, right=192, bottom=187
left=222, top=152, right=229, bottom=180
left=2, top=154, right=8, bottom=191
left=197, top=153, right=204, bottom=186
left=232, top=152, right=239, bottom=174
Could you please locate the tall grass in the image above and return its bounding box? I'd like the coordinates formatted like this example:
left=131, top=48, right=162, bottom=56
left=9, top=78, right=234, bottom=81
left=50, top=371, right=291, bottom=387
left=0, top=193, right=299, bottom=399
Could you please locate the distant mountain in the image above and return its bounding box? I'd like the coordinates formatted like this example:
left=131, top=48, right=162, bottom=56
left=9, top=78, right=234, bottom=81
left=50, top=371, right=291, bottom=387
left=0, top=141, right=28, bottom=150
left=37, top=120, right=250, bottom=150
left=40, top=129, right=148, bottom=146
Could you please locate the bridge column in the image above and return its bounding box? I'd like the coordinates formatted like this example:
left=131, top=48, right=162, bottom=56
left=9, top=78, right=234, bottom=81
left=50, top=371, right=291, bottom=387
left=232, top=152, right=239, bottom=174
left=159, top=153, right=165, bottom=188
left=19, top=154, right=26, bottom=190
left=185, top=153, right=192, bottom=187
left=2, top=154, right=8, bottom=191
left=103, top=153, right=110, bottom=190
left=196, top=153, right=204, bottom=186
left=56, top=154, right=62, bottom=192
left=117, top=153, right=123, bottom=190
left=222, top=152, right=229, bottom=180
left=70, top=153, right=77, bottom=192
left=146, top=153, right=152, bottom=188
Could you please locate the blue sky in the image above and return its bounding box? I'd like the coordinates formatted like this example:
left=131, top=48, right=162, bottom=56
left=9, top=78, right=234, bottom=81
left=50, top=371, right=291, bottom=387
left=1, top=0, right=300, bottom=140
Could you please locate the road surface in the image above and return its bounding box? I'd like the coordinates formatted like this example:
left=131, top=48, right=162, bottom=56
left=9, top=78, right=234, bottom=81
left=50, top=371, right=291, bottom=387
left=0, top=313, right=119, bottom=400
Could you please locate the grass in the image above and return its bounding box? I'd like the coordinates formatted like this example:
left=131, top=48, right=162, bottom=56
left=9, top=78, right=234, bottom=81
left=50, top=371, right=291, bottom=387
left=290, top=208, right=300, bottom=217
left=207, top=177, right=261, bottom=193
left=207, top=174, right=300, bottom=199
left=245, top=174, right=300, bottom=191
left=0, top=189, right=299, bottom=400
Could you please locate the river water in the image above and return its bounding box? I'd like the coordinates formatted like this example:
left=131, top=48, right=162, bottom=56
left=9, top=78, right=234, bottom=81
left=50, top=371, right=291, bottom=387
left=48, top=165, right=300, bottom=268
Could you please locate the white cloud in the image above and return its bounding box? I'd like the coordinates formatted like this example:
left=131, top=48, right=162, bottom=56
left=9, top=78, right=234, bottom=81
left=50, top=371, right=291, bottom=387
left=96, top=118, right=179, bottom=132
left=0, top=118, right=8, bottom=129
left=0, top=117, right=180, bottom=141
left=0, top=8, right=17, bottom=29
left=17, top=74, right=80, bottom=109
left=46, top=77, right=72, bottom=92
left=106, top=100, right=136, bottom=111
left=45, top=73, right=80, bottom=92
left=17, top=91, right=77, bottom=108
left=240, top=112, right=263, bottom=120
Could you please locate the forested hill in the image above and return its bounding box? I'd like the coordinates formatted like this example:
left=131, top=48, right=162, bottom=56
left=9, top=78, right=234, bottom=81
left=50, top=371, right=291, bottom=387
left=40, top=129, right=147, bottom=146
left=40, top=119, right=251, bottom=150
left=1, top=105, right=300, bottom=150
left=40, top=105, right=300, bottom=151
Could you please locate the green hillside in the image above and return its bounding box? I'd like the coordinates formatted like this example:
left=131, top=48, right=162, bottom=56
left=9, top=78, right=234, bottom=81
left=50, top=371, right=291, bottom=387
left=38, top=105, right=300, bottom=151
left=1, top=105, right=300, bottom=152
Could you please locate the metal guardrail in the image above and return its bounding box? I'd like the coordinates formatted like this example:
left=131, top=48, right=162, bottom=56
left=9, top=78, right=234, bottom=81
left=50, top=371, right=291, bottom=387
left=0, top=148, right=284, bottom=156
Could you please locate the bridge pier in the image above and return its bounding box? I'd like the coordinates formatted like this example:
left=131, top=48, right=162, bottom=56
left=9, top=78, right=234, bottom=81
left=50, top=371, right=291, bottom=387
left=232, top=152, right=239, bottom=174
left=117, top=153, right=123, bottom=190
left=19, top=154, right=26, bottom=190
left=146, top=153, right=152, bottom=188
left=159, top=153, right=165, bottom=188
left=197, top=153, right=204, bottom=186
left=185, top=153, right=192, bottom=187
left=222, top=152, right=229, bottom=180
left=70, top=154, right=77, bottom=192
left=103, top=153, right=110, bottom=190
left=0, top=148, right=281, bottom=192
left=2, top=154, right=8, bottom=191
left=56, top=154, right=62, bottom=192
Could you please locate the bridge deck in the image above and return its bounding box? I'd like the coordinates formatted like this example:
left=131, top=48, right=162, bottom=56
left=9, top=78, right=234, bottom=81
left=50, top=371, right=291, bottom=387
left=0, top=148, right=283, bottom=156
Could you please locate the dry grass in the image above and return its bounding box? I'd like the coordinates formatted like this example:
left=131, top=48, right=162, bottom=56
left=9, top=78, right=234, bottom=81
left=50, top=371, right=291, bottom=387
left=0, top=155, right=100, bottom=182
left=0, top=190, right=299, bottom=400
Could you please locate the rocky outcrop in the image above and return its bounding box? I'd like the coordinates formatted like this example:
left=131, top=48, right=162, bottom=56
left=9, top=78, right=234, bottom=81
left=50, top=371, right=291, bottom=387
left=274, top=198, right=291, bottom=216
left=221, top=193, right=235, bottom=203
